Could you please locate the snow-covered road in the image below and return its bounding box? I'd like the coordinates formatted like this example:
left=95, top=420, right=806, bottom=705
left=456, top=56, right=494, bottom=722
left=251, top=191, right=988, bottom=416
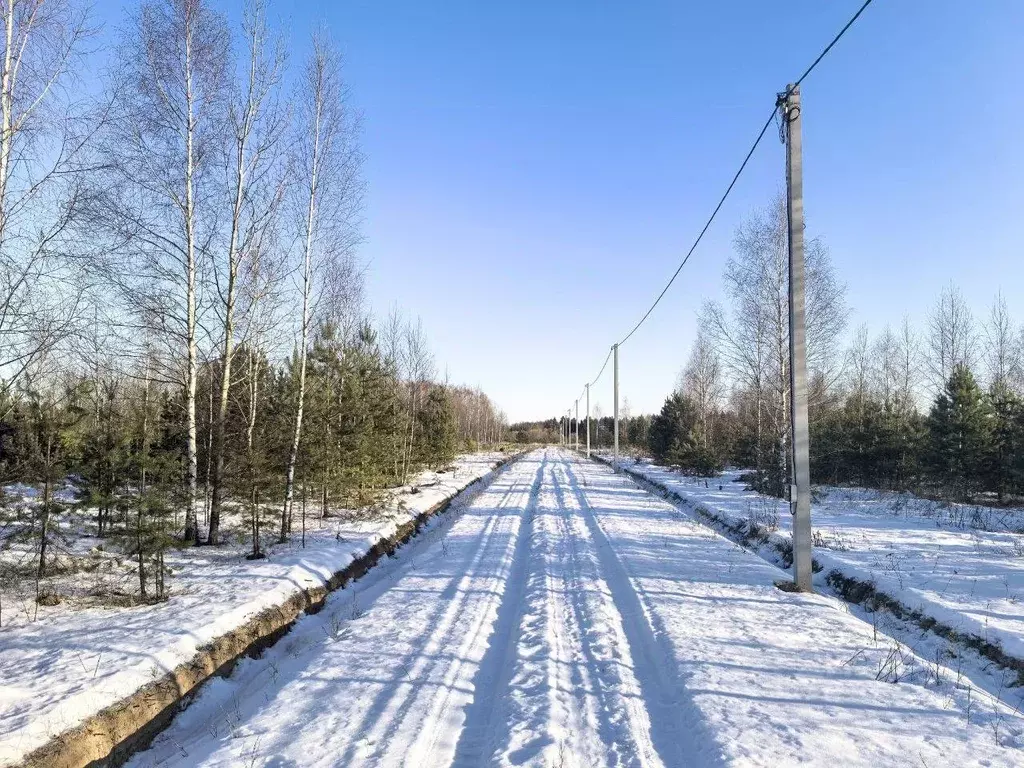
left=129, top=449, right=1024, bottom=767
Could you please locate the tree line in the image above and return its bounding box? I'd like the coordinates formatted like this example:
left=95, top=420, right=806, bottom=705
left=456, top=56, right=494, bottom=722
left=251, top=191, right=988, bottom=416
left=646, top=196, right=1024, bottom=504
left=0, top=0, right=505, bottom=603
left=510, top=408, right=651, bottom=452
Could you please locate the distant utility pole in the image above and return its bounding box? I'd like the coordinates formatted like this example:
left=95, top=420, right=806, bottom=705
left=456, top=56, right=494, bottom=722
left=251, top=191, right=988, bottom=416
left=585, top=383, right=591, bottom=458
left=613, top=343, right=620, bottom=469
left=779, top=83, right=813, bottom=592
left=575, top=399, right=579, bottom=451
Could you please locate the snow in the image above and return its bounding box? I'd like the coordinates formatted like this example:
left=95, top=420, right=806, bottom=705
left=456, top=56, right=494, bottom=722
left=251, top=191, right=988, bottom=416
left=612, top=459, right=1024, bottom=680
left=124, top=449, right=1023, bottom=767
left=1, top=481, right=80, bottom=506
left=0, top=453, right=507, bottom=768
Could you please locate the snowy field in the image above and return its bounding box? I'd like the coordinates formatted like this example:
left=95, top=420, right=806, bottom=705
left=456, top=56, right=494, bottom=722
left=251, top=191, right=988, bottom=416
left=0, top=453, right=506, bottom=768
left=124, top=449, right=1023, bottom=767
left=613, top=458, right=1024, bottom=697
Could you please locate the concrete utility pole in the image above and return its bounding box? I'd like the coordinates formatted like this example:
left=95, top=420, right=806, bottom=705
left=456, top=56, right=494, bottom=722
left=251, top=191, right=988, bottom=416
left=613, top=343, right=620, bottom=470
left=585, top=383, right=591, bottom=458
left=574, top=400, right=579, bottom=451
left=779, top=84, right=813, bottom=592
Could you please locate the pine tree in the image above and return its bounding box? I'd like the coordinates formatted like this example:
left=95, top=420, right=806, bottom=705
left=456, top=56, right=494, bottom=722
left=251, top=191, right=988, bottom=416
left=338, top=351, right=372, bottom=500
left=18, top=375, right=87, bottom=587
left=304, top=324, right=343, bottom=519
left=234, top=344, right=277, bottom=559
left=874, top=395, right=926, bottom=490
left=926, top=364, right=993, bottom=497
left=649, top=391, right=722, bottom=475
left=987, top=381, right=1024, bottom=502
left=369, top=347, right=404, bottom=489
left=418, top=385, right=457, bottom=470
left=810, top=400, right=847, bottom=485
left=649, top=392, right=688, bottom=464
left=120, top=388, right=181, bottom=600
left=79, top=378, right=132, bottom=537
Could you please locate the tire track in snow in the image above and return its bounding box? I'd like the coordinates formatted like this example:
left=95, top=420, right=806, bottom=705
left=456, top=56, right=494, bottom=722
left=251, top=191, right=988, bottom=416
left=464, top=454, right=569, bottom=765
left=446, top=450, right=549, bottom=767
left=562, top=455, right=725, bottom=768
left=546, top=455, right=664, bottom=767
left=339, top=459, right=543, bottom=766
left=531, top=458, right=593, bottom=765
left=481, top=451, right=665, bottom=767
left=406, top=452, right=548, bottom=767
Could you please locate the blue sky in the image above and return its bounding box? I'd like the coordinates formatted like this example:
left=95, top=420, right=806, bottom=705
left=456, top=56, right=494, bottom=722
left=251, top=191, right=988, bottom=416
left=93, top=1, right=1024, bottom=422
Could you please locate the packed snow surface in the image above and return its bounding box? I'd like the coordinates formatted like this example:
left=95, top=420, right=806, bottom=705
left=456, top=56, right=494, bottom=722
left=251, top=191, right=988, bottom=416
left=616, top=459, right=1024, bottom=667
left=0, top=453, right=505, bottom=767
left=126, top=449, right=1023, bottom=767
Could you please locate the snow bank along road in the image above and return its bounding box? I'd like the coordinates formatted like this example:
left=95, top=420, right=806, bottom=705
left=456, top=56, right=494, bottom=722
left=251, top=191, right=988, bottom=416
left=608, top=459, right=1024, bottom=706
left=1, top=454, right=508, bottom=768
left=129, top=449, right=1024, bottom=768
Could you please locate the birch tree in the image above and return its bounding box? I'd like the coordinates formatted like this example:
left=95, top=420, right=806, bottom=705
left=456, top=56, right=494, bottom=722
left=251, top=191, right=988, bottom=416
left=0, top=0, right=93, bottom=406
left=207, top=0, right=285, bottom=545
left=872, top=318, right=921, bottom=411
left=381, top=305, right=407, bottom=480
left=703, top=196, right=847, bottom=494
left=280, top=32, right=363, bottom=540
left=236, top=228, right=286, bottom=558
left=98, top=0, right=229, bottom=543
left=927, top=283, right=975, bottom=395
left=982, top=291, right=1019, bottom=391
left=400, top=317, right=434, bottom=483
left=680, top=329, right=723, bottom=451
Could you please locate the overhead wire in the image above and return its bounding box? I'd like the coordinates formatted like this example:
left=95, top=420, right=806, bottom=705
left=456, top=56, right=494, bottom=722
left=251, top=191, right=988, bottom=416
left=792, top=0, right=874, bottom=90
left=615, top=105, right=779, bottom=347
left=617, top=0, right=873, bottom=349
left=588, top=347, right=613, bottom=388
left=568, top=0, right=875, bottom=411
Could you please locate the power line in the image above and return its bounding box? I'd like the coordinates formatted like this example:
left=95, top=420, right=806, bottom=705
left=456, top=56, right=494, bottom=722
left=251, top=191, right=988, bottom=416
left=567, top=0, right=875, bottom=415
left=616, top=0, right=874, bottom=349
left=616, top=105, right=778, bottom=347
left=588, top=347, right=613, bottom=388
left=793, top=0, right=874, bottom=91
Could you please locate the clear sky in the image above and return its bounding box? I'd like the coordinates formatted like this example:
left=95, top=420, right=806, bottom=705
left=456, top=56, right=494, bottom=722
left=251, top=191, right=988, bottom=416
left=93, top=1, right=1024, bottom=422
